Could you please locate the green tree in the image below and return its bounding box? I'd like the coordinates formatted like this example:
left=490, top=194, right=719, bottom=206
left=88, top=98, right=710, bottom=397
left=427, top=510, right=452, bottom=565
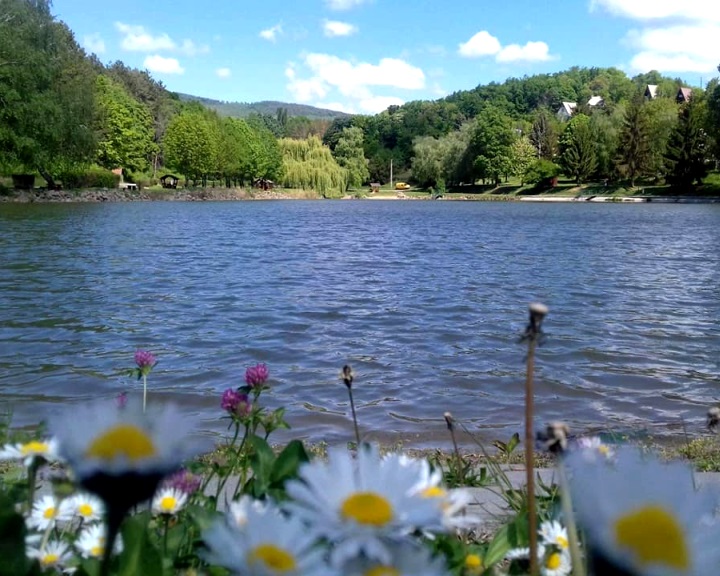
left=0, top=0, right=96, bottom=185
left=333, top=126, right=369, bottom=190
left=590, top=105, right=623, bottom=180
left=706, top=71, right=720, bottom=165
left=529, top=107, right=559, bottom=160
left=509, top=136, right=537, bottom=185
left=279, top=136, right=347, bottom=197
left=94, top=75, right=155, bottom=174
left=664, top=98, right=710, bottom=189
left=615, top=97, right=652, bottom=186
left=559, top=114, right=597, bottom=184
left=162, top=108, right=218, bottom=185
left=468, top=106, right=514, bottom=185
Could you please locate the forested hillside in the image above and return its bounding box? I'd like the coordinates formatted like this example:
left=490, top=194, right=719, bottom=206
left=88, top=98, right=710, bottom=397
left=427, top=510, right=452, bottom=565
left=1, top=0, right=719, bottom=195
left=176, top=94, right=350, bottom=121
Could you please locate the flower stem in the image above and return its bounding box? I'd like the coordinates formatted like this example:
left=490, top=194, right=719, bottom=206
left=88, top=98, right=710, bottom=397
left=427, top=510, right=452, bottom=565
left=142, top=373, right=147, bottom=413
left=347, top=386, right=361, bottom=447
left=525, top=333, right=538, bottom=576
left=557, top=463, right=586, bottom=576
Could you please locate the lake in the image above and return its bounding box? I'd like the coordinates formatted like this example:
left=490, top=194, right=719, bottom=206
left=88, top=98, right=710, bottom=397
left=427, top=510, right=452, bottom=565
left=1, top=200, right=719, bottom=448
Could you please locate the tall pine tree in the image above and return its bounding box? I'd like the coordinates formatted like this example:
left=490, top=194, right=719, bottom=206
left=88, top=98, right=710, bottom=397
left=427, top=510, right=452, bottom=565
left=664, top=97, right=710, bottom=190
left=616, top=96, right=652, bottom=187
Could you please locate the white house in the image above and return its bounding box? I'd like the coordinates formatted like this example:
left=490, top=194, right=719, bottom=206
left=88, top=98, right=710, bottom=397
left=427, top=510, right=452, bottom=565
left=556, top=101, right=577, bottom=121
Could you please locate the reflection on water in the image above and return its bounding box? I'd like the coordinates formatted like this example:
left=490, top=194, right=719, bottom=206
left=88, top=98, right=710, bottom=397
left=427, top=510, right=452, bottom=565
left=0, top=201, right=719, bottom=447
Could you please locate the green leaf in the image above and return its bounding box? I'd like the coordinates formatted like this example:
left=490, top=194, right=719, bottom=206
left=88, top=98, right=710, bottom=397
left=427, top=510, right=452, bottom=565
left=483, top=523, right=511, bottom=568
left=506, top=432, right=520, bottom=454
left=116, top=513, right=164, bottom=576
left=270, top=440, right=309, bottom=485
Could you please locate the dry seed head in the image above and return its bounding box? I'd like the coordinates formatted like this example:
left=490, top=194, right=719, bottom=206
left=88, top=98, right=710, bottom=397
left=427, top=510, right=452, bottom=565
left=707, top=407, right=720, bottom=432
left=444, top=412, right=454, bottom=430
left=341, top=365, right=353, bottom=389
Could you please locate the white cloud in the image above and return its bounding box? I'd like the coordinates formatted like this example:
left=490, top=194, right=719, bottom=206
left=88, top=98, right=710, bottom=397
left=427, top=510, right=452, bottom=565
left=259, top=23, right=283, bottom=42
left=143, top=55, right=184, bottom=75
left=358, top=96, right=405, bottom=114
left=287, top=53, right=426, bottom=114
left=459, top=31, right=554, bottom=63
left=83, top=33, right=105, bottom=55
left=591, top=2, right=720, bottom=74
left=323, top=19, right=358, bottom=37
left=179, top=39, right=210, bottom=56
left=116, top=23, right=175, bottom=52
left=216, top=67, right=231, bottom=78
left=590, top=0, right=720, bottom=23
left=324, top=0, right=368, bottom=10
left=496, top=41, right=553, bottom=63
left=458, top=31, right=502, bottom=57
left=626, top=24, right=720, bottom=72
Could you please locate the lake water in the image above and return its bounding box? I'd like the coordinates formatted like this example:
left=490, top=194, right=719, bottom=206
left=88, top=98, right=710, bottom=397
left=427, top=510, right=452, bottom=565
left=1, top=200, right=719, bottom=448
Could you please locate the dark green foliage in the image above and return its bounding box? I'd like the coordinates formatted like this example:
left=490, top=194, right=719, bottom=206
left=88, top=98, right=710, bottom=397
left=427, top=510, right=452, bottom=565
left=560, top=115, right=597, bottom=184
left=175, top=93, right=350, bottom=120
left=57, top=166, right=121, bottom=189
left=664, top=98, right=711, bottom=189
left=467, top=106, right=515, bottom=185
left=616, top=97, right=652, bottom=186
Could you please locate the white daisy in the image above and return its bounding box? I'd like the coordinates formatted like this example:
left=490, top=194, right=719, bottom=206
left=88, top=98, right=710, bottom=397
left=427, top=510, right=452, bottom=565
left=539, top=520, right=569, bottom=552
left=340, top=540, right=449, bottom=576
left=227, top=495, right=268, bottom=529
left=506, top=547, right=531, bottom=561
left=390, top=453, right=479, bottom=532
left=76, top=523, right=124, bottom=559
left=203, top=500, right=332, bottom=576
left=27, top=495, right=71, bottom=530
left=50, top=399, right=201, bottom=511
left=574, top=436, right=614, bottom=461
left=152, top=487, right=188, bottom=516
left=0, top=438, right=60, bottom=467
left=540, top=548, right=571, bottom=576
left=285, top=444, right=445, bottom=566
left=59, top=493, right=104, bottom=524
left=566, top=446, right=720, bottom=575
left=27, top=540, right=72, bottom=570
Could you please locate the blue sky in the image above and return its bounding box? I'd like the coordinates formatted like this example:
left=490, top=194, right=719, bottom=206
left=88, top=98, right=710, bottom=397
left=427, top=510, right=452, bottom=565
left=54, top=0, right=718, bottom=114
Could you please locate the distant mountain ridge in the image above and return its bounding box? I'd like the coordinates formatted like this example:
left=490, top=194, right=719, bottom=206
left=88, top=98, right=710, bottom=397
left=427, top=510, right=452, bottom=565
left=175, top=93, right=350, bottom=120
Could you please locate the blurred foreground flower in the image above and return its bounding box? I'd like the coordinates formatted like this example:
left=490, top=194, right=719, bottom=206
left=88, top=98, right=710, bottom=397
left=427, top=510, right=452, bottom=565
left=51, top=398, right=200, bottom=569
left=566, top=447, right=720, bottom=575
left=286, top=444, right=446, bottom=566
left=163, top=468, right=202, bottom=495
left=203, top=499, right=331, bottom=576
left=340, top=540, right=449, bottom=576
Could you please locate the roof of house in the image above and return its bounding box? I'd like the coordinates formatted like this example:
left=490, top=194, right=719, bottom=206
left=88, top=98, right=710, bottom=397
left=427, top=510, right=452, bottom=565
left=645, top=84, right=658, bottom=98
left=558, top=102, right=577, bottom=116
left=587, top=95, right=604, bottom=107
left=677, top=87, right=693, bottom=101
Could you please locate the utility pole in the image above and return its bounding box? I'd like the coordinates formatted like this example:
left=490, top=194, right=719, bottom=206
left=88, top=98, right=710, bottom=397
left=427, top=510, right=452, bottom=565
left=390, top=158, right=393, bottom=189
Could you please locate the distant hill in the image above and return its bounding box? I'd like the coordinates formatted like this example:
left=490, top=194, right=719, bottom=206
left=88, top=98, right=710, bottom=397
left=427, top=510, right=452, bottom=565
left=175, top=93, right=350, bottom=120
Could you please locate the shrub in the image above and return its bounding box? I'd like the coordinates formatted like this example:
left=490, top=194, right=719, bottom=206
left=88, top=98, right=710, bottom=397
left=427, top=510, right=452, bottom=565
left=57, top=166, right=120, bottom=189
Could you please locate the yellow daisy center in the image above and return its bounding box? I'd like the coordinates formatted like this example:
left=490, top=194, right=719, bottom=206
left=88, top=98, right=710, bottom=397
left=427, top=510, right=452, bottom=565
left=340, top=492, right=393, bottom=526
left=160, top=496, right=177, bottom=512
left=465, top=554, right=483, bottom=570
left=85, top=424, right=156, bottom=461
left=21, top=441, right=49, bottom=455
left=614, top=505, right=689, bottom=570
left=78, top=503, right=94, bottom=517
left=546, top=552, right=562, bottom=570
left=247, top=544, right=297, bottom=573
left=90, top=545, right=103, bottom=557
left=556, top=535, right=569, bottom=549
left=598, top=445, right=610, bottom=455
left=421, top=486, right=447, bottom=498
left=41, top=553, right=59, bottom=566
left=365, top=566, right=400, bottom=576
left=43, top=506, right=56, bottom=520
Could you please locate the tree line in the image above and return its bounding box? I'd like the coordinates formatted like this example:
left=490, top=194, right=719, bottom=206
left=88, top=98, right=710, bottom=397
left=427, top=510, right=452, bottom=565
left=2, top=0, right=719, bottom=194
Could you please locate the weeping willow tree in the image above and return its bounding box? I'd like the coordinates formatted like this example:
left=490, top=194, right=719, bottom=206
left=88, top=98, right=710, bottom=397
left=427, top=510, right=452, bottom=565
left=279, top=136, right=348, bottom=198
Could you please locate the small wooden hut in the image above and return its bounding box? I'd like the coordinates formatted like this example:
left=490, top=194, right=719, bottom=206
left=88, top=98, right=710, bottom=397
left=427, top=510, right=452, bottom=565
left=160, top=174, right=179, bottom=189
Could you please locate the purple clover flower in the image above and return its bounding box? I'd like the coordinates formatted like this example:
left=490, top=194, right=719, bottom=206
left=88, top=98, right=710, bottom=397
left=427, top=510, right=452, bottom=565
left=163, top=469, right=202, bottom=495
left=134, top=349, right=156, bottom=370
left=245, top=363, right=269, bottom=388
left=221, top=389, right=251, bottom=418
